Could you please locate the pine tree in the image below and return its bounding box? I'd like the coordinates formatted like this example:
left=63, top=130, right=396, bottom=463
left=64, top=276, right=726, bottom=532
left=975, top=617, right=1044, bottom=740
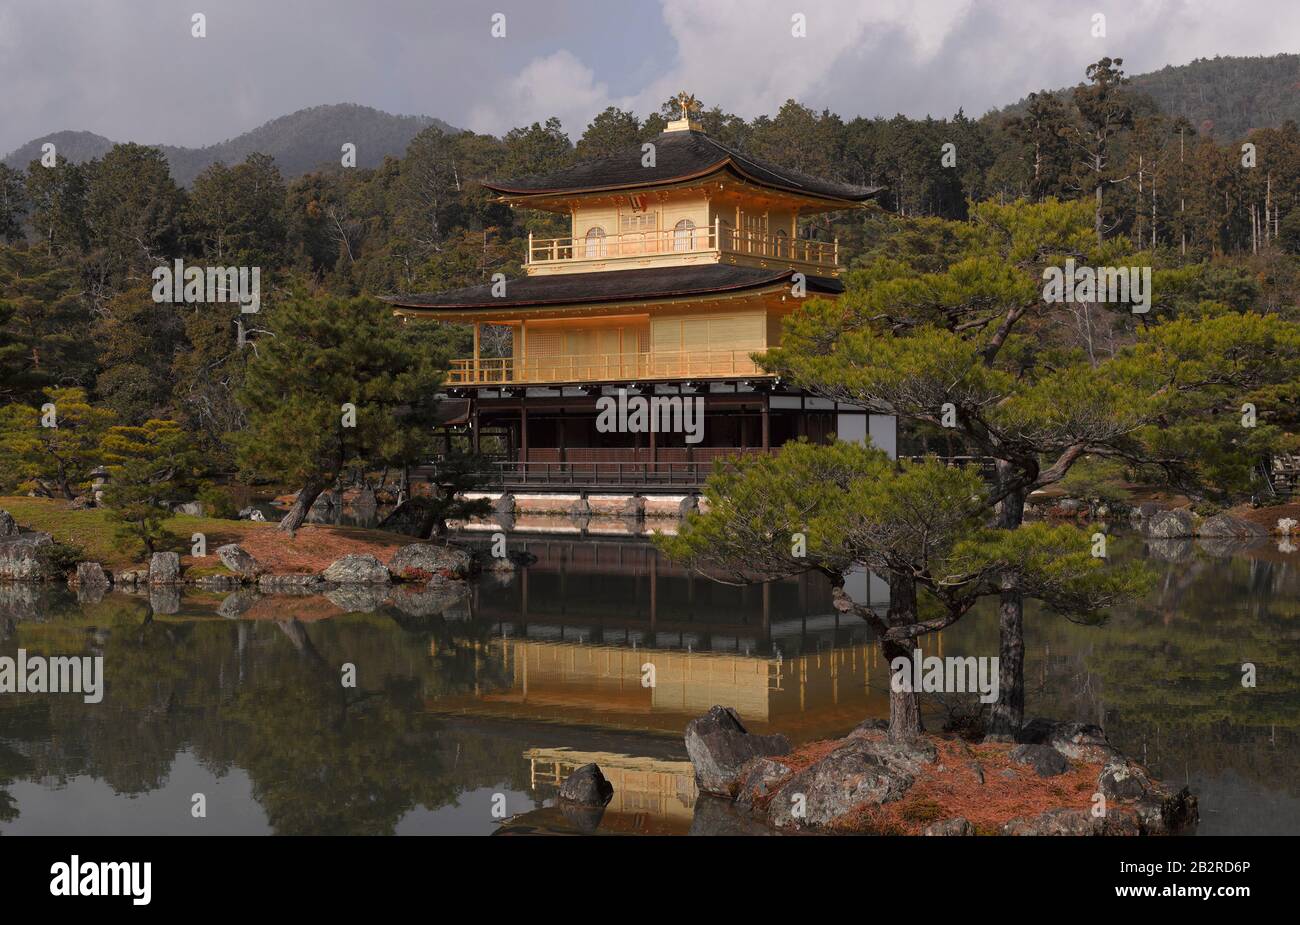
left=234, top=293, right=451, bottom=531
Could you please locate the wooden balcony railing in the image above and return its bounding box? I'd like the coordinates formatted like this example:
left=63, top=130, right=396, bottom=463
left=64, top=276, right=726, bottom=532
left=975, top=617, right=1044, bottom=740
left=448, top=349, right=767, bottom=385
left=527, top=219, right=838, bottom=270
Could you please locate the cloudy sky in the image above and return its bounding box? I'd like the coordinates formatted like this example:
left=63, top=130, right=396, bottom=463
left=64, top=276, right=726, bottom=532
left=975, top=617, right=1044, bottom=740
left=2, top=0, right=1298, bottom=156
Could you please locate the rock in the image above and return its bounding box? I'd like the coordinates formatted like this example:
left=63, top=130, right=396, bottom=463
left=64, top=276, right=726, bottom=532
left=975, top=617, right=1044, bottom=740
left=115, top=569, right=148, bottom=588
left=238, top=506, right=267, bottom=522
left=1146, top=537, right=1194, bottom=562
left=0, top=533, right=56, bottom=580
left=149, top=551, right=182, bottom=584
left=1198, top=513, right=1267, bottom=538
left=555, top=802, right=607, bottom=834
left=256, top=573, right=325, bottom=593
left=924, top=817, right=976, bottom=836
left=1002, top=808, right=1140, bottom=836
left=68, top=494, right=95, bottom=510
left=478, top=549, right=536, bottom=572
left=569, top=496, right=592, bottom=517
left=321, top=554, right=390, bottom=585
left=388, top=543, right=476, bottom=580
left=1009, top=743, right=1070, bottom=777
left=0, top=584, right=43, bottom=620
left=1018, top=718, right=1116, bottom=763
left=148, top=587, right=181, bottom=615
left=1146, top=508, right=1194, bottom=539
left=1097, top=757, right=1159, bottom=802
left=734, top=756, right=793, bottom=809
left=75, top=584, right=107, bottom=605
left=492, top=494, right=516, bottom=517
left=619, top=495, right=646, bottom=518
left=689, top=795, right=776, bottom=836
left=216, top=590, right=261, bottom=619
left=388, top=581, right=469, bottom=619
left=847, top=718, right=889, bottom=738
left=216, top=544, right=261, bottom=578
left=481, top=553, right=516, bottom=572
left=192, top=574, right=242, bottom=590
left=0, top=510, right=18, bottom=538
left=557, top=763, right=614, bottom=807
left=324, top=585, right=389, bottom=613
left=678, top=495, right=699, bottom=518
left=768, top=737, right=937, bottom=830
left=174, top=501, right=205, bottom=516
left=72, top=561, right=111, bottom=588
left=1055, top=498, right=1085, bottom=513
left=684, top=705, right=791, bottom=797
left=1134, top=786, right=1199, bottom=835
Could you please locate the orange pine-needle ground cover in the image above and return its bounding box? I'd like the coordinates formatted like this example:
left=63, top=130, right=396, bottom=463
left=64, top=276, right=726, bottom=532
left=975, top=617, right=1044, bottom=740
left=770, top=730, right=1108, bottom=835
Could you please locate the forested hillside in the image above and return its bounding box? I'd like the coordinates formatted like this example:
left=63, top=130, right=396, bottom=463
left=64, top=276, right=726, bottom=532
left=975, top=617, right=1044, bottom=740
left=3, top=104, right=455, bottom=186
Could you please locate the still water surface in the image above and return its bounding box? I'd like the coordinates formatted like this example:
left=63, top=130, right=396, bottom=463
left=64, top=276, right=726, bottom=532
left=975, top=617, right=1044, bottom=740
left=1, top=532, right=1296, bottom=835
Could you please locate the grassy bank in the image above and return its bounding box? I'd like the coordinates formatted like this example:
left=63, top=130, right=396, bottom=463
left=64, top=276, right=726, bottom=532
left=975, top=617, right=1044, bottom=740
left=1, top=496, right=411, bottom=573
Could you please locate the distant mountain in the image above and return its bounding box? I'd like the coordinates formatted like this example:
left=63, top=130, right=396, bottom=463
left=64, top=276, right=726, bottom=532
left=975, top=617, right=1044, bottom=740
left=2, top=103, right=459, bottom=185
left=1128, top=54, right=1300, bottom=138
left=993, top=54, right=1300, bottom=140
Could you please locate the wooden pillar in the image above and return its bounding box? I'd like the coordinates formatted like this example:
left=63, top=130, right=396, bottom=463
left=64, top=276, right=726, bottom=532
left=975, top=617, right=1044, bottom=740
left=520, top=404, right=528, bottom=462
left=472, top=322, right=481, bottom=382
left=761, top=393, right=770, bottom=451
left=471, top=399, right=480, bottom=454
left=649, top=553, right=657, bottom=631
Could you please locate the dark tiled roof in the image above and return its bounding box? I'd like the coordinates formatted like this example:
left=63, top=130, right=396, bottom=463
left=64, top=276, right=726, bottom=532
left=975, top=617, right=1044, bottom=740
left=386, top=264, right=843, bottom=311
left=483, top=131, right=881, bottom=203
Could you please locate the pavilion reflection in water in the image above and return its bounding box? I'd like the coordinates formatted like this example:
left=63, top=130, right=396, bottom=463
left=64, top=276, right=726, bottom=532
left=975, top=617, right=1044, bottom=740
left=430, top=536, right=915, bottom=740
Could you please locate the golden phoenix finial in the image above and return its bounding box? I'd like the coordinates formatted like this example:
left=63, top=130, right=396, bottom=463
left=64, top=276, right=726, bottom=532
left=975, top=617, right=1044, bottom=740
left=675, top=91, right=702, bottom=121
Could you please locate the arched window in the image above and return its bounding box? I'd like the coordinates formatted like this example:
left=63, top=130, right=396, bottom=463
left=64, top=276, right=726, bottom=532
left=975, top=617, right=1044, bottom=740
left=673, top=219, right=696, bottom=252
left=584, top=226, right=607, bottom=258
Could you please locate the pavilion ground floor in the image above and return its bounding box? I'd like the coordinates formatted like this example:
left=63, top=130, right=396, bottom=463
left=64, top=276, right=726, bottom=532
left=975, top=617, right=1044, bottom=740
left=422, top=381, right=896, bottom=494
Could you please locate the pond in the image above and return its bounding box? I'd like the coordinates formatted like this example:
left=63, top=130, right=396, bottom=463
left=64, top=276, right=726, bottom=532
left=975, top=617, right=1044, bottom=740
left=1, top=531, right=1296, bottom=835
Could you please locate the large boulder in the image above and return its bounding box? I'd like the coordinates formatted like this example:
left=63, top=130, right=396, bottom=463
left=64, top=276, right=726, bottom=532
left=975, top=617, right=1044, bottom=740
left=733, top=756, right=793, bottom=810
left=1009, top=743, right=1069, bottom=777
left=688, top=795, right=776, bottom=837
left=149, top=551, right=182, bottom=585
left=388, top=581, right=470, bottom=619
left=217, top=590, right=261, bottom=619
left=321, top=553, right=390, bottom=585
left=216, top=544, right=261, bottom=578
left=1097, top=757, right=1199, bottom=834
left=324, top=585, right=389, bottom=613
left=149, top=586, right=182, bottom=615
left=0, top=533, right=55, bottom=580
left=1146, top=508, right=1195, bottom=539
left=1018, top=718, right=1116, bottom=763
left=388, top=543, right=476, bottom=580
left=1198, top=513, right=1267, bottom=538
left=174, top=501, right=205, bottom=517
left=1002, top=808, right=1140, bottom=836
left=924, top=817, right=976, bottom=836
left=557, top=763, right=614, bottom=807
left=767, top=736, right=936, bottom=830
left=73, top=561, right=112, bottom=588
left=684, top=706, right=791, bottom=797
left=0, top=510, right=19, bottom=538
left=257, top=573, right=325, bottom=593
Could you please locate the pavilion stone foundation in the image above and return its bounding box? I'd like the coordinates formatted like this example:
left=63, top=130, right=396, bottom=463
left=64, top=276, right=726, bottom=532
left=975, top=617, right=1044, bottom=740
left=463, top=491, right=693, bottom=519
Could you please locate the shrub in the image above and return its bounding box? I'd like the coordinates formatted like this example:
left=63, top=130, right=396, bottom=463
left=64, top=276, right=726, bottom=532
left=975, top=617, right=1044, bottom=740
left=36, top=540, right=85, bottom=578
left=197, top=483, right=240, bottom=519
